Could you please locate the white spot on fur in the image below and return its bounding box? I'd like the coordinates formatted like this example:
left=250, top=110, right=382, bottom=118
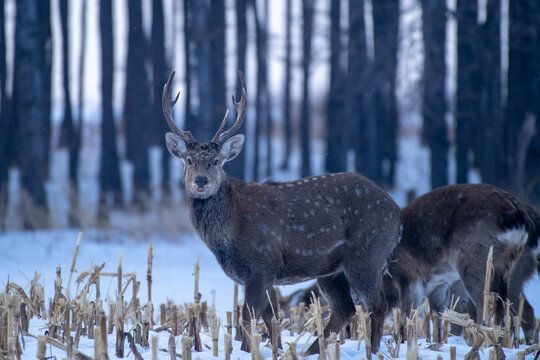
left=495, top=227, right=528, bottom=247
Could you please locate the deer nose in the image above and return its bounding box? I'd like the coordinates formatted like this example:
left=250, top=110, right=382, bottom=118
left=195, top=176, right=208, bottom=188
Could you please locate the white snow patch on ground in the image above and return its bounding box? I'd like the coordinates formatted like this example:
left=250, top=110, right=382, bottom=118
left=1, top=229, right=539, bottom=359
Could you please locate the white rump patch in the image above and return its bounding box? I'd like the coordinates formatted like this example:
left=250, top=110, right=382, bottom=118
left=495, top=227, right=528, bottom=247
left=425, top=271, right=460, bottom=298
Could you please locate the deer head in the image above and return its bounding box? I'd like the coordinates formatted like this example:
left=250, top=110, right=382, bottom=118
left=163, top=71, right=247, bottom=199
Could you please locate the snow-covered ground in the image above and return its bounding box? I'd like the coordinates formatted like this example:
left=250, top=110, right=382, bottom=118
left=1, top=228, right=539, bottom=359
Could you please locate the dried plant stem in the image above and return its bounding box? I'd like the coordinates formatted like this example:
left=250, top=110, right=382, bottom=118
left=224, top=333, right=232, bottom=360
left=181, top=333, right=193, bottom=360
left=147, top=243, right=153, bottom=303
left=314, top=298, right=327, bottom=359
left=504, top=300, right=512, bottom=348
left=23, top=332, right=92, bottom=360
left=168, top=333, right=176, bottom=360
left=482, top=246, right=494, bottom=326
left=194, top=260, right=200, bottom=303
left=152, top=335, right=158, bottom=360
left=449, top=345, right=456, bottom=360
left=36, top=335, right=46, bottom=360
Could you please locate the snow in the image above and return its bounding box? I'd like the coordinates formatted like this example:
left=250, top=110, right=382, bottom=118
left=1, top=228, right=540, bottom=359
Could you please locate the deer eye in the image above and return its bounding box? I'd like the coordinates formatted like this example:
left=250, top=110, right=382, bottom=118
left=186, top=158, right=193, bottom=166
left=213, top=159, right=219, bottom=166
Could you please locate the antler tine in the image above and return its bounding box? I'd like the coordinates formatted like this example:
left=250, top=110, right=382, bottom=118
left=162, top=71, right=197, bottom=143
left=217, top=71, right=247, bottom=144
left=211, top=109, right=229, bottom=143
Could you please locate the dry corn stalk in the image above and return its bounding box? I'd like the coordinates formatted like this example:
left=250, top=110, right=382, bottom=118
left=443, top=309, right=504, bottom=346
left=147, top=242, right=153, bottom=303
left=181, top=333, right=193, bottom=360
left=482, top=246, right=494, bottom=326
left=208, top=307, right=221, bottom=357
left=224, top=333, right=232, bottom=360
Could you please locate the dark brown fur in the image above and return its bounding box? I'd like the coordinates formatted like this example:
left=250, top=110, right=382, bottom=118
left=385, top=184, right=540, bottom=341
left=163, top=71, right=402, bottom=354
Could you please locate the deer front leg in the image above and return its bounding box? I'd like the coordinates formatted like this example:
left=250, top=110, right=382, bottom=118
left=304, top=272, right=356, bottom=355
left=240, top=278, right=275, bottom=352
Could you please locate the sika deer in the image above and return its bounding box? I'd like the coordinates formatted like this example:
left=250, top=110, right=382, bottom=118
left=385, top=184, right=540, bottom=341
left=163, top=71, right=401, bottom=354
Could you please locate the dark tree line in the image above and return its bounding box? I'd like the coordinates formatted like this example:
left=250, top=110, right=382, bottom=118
left=1, top=0, right=540, bottom=229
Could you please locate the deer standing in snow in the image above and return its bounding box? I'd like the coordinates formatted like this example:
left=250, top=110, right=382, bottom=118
left=385, top=184, right=540, bottom=341
left=162, top=71, right=402, bottom=354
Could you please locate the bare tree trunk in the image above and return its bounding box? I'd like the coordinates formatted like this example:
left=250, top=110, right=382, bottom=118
left=151, top=0, right=171, bottom=194
left=325, top=0, right=346, bottom=173
left=349, top=0, right=370, bottom=176
left=210, top=0, right=226, bottom=124
left=183, top=0, right=193, bottom=133
left=372, top=0, right=399, bottom=187
left=281, top=0, right=292, bottom=171
left=125, top=0, right=151, bottom=209
left=506, top=0, right=540, bottom=199
left=524, top=1, right=540, bottom=205
left=478, top=0, right=502, bottom=187
left=456, top=0, right=480, bottom=183
left=13, top=0, right=50, bottom=228
left=300, top=0, right=313, bottom=178
left=421, top=0, right=448, bottom=189
left=59, top=0, right=79, bottom=192
left=228, top=0, right=247, bottom=180
left=99, top=0, right=123, bottom=221
left=192, top=0, right=213, bottom=141
left=0, top=0, right=8, bottom=227
left=252, top=0, right=270, bottom=180
left=38, top=0, right=52, bottom=180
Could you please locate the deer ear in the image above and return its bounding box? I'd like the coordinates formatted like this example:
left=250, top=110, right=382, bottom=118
left=220, top=134, right=245, bottom=162
left=165, top=132, right=187, bottom=158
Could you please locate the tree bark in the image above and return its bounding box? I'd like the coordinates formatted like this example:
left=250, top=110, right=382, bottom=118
left=349, top=0, right=371, bottom=177
left=300, top=0, right=313, bottom=178
left=252, top=0, right=270, bottom=180
left=421, top=0, right=448, bottom=189
left=280, top=0, right=292, bottom=171
left=506, top=0, right=540, bottom=199
left=227, top=0, right=248, bottom=179
left=325, top=0, right=347, bottom=173
left=13, top=0, right=50, bottom=228
left=99, top=0, right=123, bottom=219
left=478, top=0, right=502, bottom=187
left=183, top=0, right=193, bottom=134
left=151, top=0, right=171, bottom=193
left=125, top=0, right=151, bottom=209
left=372, top=0, right=399, bottom=187
left=456, top=0, right=480, bottom=183
left=192, top=0, right=213, bottom=141
left=59, top=0, right=79, bottom=190
left=0, top=0, right=8, bottom=226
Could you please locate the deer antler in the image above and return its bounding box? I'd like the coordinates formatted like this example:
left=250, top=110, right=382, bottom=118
left=212, top=71, right=247, bottom=144
left=162, top=71, right=197, bottom=143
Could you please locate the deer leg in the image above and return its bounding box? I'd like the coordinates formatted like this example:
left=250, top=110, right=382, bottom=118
left=261, top=287, right=283, bottom=349
left=346, top=267, right=388, bottom=354
left=508, top=249, right=537, bottom=343
left=304, top=272, right=355, bottom=355
left=240, top=279, right=273, bottom=352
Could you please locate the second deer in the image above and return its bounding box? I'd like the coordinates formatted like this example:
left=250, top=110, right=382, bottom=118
left=385, top=184, right=540, bottom=341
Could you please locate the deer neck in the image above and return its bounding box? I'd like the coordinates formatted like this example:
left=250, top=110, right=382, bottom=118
left=186, top=178, right=235, bottom=248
